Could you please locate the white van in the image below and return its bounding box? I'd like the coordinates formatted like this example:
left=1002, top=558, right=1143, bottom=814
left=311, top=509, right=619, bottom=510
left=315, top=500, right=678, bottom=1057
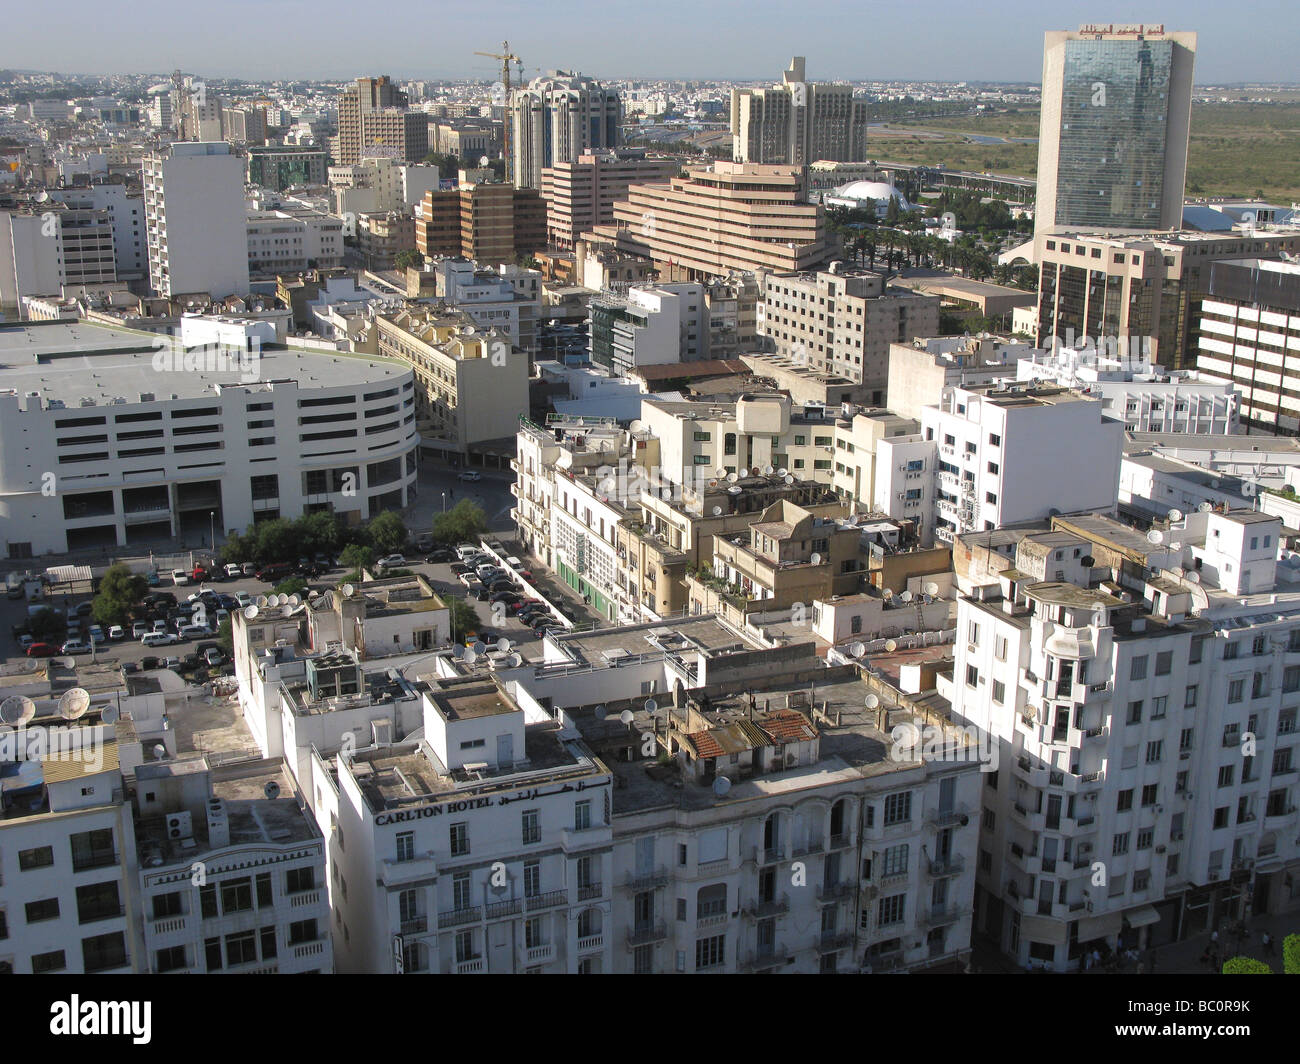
left=141, top=632, right=178, bottom=647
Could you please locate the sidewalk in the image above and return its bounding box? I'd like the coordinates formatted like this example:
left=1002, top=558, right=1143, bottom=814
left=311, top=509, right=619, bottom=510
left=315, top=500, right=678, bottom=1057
left=1148, top=910, right=1296, bottom=974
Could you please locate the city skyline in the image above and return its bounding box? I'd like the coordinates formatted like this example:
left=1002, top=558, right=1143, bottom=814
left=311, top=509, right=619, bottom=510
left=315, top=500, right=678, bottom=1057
left=2, top=0, right=1298, bottom=84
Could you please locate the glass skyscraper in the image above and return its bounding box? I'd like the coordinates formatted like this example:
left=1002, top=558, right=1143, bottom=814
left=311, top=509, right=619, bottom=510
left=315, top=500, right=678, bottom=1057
left=1036, top=26, right=1196, bottom=236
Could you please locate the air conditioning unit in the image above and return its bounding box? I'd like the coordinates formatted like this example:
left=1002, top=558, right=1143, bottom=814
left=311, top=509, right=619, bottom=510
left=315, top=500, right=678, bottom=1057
left=1078, top=842, right=1092, bottom=855
left=1155, top=845, right=1166, bottom=854
left=165, top=811, right=193, bottom=840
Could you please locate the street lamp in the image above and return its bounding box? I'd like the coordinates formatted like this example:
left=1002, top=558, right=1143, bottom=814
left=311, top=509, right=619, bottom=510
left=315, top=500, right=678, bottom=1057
left=209, top=511, right=215, bottom=553
left=441, top=492, right=446, bottom=513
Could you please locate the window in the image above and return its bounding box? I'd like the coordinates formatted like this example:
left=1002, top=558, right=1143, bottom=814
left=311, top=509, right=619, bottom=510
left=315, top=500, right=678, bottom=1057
left=883, top=791, right=912, bottom=826
left=255, top=873, right=272, bottom=909
left=31, top=950, right=66, bottom=974
left=1155, top=651, right=1173, bottom=676
left=25, top=898, right=60, bottom=923
left=1145, top=741, right=1163, bottom=764
left=1141, top=784, right=1158, bottom=806
left=966, top=664, right=979, bottom=687
left=69, top=828, right=116, bottom=872
left=152, top=892, right=183, bottom=919
left=1228, top=679, right=1245, bottom=704
left=882, top=843, right=909, bottom=877
left=522, top=809, right=541, bottom=845
left=260, top=927, right=277, bottom=960
left=1185, top=685, right=1198, bottom=708
left=878, top=894, right=906, bottom=926
left=18, top=846, right=54, bottom=871
left=221, top=878, right=253, bottom=915
left=285, top=868, right=315, bottom=894
left=992, top=680, right=1005, bottom=704
left=155, top=945, right=186, bottom=973
left=81, top=931, right=127, bottom=973
left=199, top=884, right=218, bottom=919
left=697, top=883, right=727, bottom=919
left=1152, top=696, right=1167, bottom=719
left=1112, top=833, right=1130, bottom=856
left=523, top=860, right=541, bottom=899
left=288, top=919, right=316, bottom=945
left=75, top=881, right=121, bottom=923
left=450, top=822, right=469, bottom=857
left=1213, top=807, right=1229, bottom=829
left=1116, top=789, right=1133, bottom=812
left=988, top=433, right=1001, bottom=447
left=225, top=931, right=257, bottom=966
left=1129, top=656, right=1148, bottom=681
left=1127, top=700, right=1143, bottom=725
left=695, top=934, right=726, bottom=969
left=452, top=873, right=472, bottom=912
left=1218, top=765, right=1236, bottom=788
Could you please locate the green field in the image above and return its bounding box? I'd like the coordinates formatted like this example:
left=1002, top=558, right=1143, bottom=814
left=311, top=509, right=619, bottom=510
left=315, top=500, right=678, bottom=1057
left=871, top=103, right=1300, bottom=203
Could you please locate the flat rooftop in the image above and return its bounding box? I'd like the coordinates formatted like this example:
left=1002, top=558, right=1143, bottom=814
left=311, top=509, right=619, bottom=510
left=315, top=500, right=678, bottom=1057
left=549, top=615, right=758, bottom=667
left=0, top=321, right=410, bottom=405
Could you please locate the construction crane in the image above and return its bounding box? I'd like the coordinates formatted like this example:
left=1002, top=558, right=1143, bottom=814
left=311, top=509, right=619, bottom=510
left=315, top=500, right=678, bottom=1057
left=474, top=41, right=523, bottom=184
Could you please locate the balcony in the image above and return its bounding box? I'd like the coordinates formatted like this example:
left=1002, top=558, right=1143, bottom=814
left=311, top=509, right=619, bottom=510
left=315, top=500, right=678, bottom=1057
left=561, top=824, right=613, bottom=851
left=925, top=804, right=968, bottom=828
left=289, top=889, right=322, bottom=910
left=438, top=905, right=482, bottom=928
left=455, top=956, right=485, bottom=974
left=577, top=883, right=605, bottom=902
left=926, top=855, right=966, bottom=877
left=817, top=880, right=854, bottom=902
left=828, top=833, right=852, bottom=851
left=792, top=837, right=826, bottom=858
left=626, top=921, right=668, bottom=947
left=919, top=906, right=963, bottom=929
left=525, top=889, right=569, bottom=914
left=742, top=948, right=790, bottom=972
left=148, top=915, right=187, bottom=936
left=401, top=915, right=428, bottom=936
left=743, top=893, right=790, bottom=918
left=522, top=942, right=555, bottom=966
left=381, top=852, right=437, bottom=887
left=292, top=939, right=326, bottom=960
left=624, top=867, right=669, bottom=891
left=816, top=932, right=854, bottom=954
left=577, top=932, right=605, bottom=953
left=750, top=845, right=788, bottom=866
left=485, top=897, right=523, bottom=921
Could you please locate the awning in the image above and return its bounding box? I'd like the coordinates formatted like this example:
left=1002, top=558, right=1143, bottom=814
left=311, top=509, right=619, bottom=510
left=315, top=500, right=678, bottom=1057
left=1077, top=911, right=1123, bottom=941
left=1019, top=915, right=1068, bottom=944
left=1124, top=905, right=1161, bottom=928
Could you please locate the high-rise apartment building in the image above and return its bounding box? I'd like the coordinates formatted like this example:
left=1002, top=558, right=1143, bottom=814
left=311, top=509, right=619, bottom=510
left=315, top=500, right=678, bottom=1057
left=541, top=150, right=679, bottom=249
left=416, top=181, right=546, bottom=266
left=142, top=142, right=250, bottom=298
left=1036, top=25, right=1196, bottom=236
left=731, top=57, right=868, bottom=166
left=510, top=72, right=621, bottom=190
left=589, top=162, right=834, bottom=281
left=336, top=76, right=429, bottom=166
left=247, top=146, right=329, bottom=191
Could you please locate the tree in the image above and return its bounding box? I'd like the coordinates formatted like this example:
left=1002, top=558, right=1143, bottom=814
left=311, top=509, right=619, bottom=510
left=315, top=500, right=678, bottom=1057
left=448, top=597, right=479, bottom=643
left=338, top=543, right=375, bottom=572
left=272, top=577, right=309, bottom=597
left=217, top=618, right=233, bottom=656
left=1221, top=956, right=1272, bottom=974
left=93, top=564, right=147, bottom=626
left=221, top=530, right=251, bottom=564
left=1284, top=933, right=1300, bottom=975
left=394, top=249, right=423, bottom=272
left=432, top=499, right=488, bottom=545
left=367, top=512, right=407, bottom=555
left=295, top=511, right=344, bottom=556
left=28, top=607, right=65, bottom=643
left=248, top=518, right=297, bottom=565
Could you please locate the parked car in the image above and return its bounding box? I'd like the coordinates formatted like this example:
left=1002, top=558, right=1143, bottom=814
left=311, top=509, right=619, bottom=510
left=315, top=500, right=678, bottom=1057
left=313, top=554, right=335, bottom=570
left=506, top=556, right=524, bottom=571
left=376, top=554, right=406, bottom=569
left=224, top=563, right=243, bottom=580
left=172, top=569, right=190, bottom=586
left=490, top=591, right=521, bottom=605
left=182, top=654, right=202, bottom=670
left=61, top=639, right=91, bottom=654
left=178, top=624, right=208, bottom=641
left=120, top=662, right=139, bottom=675
left=108, top=625, right=125, bottom=641
left=204, top=648, right=226, bottom=667
left=449, top=563, right=471, bottom=576
left=241, top=562, right=257, bottom=576
left=455, top=544, right=481, bottom=561
left=457, top=470, right=482, bottom=482
left=458, top=573, right=483, bottom=589
left=425, top=549, right=455, bottom=564
left=71, top=601, right=94, bottom=618
left=26, top=642, right=57, bottom=657
left=515, top=569, right=534, bottom=582
left=141, top=632, right=178, bottom=647
left=87, top=625, right=105, bottom=644
left=141, top=656, right=160, bottom=670
left=161, top=656, right=182, bottom=670
left=234, top=592, right=252, bottom=608
left=17, top=634, right=35, bottom=651
left=146, top=570, right=161, bottom=587
left=132, top=621, right=150, bottom=639
left=256, top=562, right=293, bottom=583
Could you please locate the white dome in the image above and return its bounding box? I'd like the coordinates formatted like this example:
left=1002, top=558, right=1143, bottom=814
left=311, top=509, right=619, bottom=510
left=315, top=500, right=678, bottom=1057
left=831, top=181, right=911, bottom=211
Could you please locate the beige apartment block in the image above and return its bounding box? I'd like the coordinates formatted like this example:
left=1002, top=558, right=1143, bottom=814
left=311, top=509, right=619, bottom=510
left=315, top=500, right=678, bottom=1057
left=541, top=150, right=679, bottom=250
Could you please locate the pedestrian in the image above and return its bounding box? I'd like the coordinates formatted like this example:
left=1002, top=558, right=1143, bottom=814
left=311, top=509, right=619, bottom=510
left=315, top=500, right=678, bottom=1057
left=449, top=487, right=454, bottom=499
left=1083, top=951, right=1092, bottom=971
left=1262, top=931, right=1273, bottom=955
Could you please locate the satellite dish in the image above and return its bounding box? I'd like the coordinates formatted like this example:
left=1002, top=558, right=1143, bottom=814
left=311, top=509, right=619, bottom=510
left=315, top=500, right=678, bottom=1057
left=101, top=704, right=120, bottom=724
left=713, top=775, right=732, bottom=796
left=899, top=590, right=913, bottom=603
left=479, top=155, right=490, bottom=168
left=715, top=468, right=727, bottom=478
left=470, top=641, right=486, bottom=656
left=1198, top=502, right=1213, bottom=513
left=1168, top=508, right=1184, bottom=523
left=644, top=698, right=658, bottom=713
left=594, top=704, right=607, bottom=720
left=810, top=552, right=822, bottom=565
left=255, top=595, right=268, bottom=607
left=264, top=780, right=281, bottom=799
left=1023, top=704, right=1037, bottom=722
left=341, top=584, right=356, bottom=598
left=712, top=506, right=723, bottom=516
left=1080, top=555, right=1095, bottom=568
left=463, top=648, right=478, bottom=664
left=784, top=474, right=795, bottom=485
left=619, top=709, right=636, bottom=725
left=763, top=465, right=774, bottom=475
left=244, top=604, right=260, bottom=619
left=777, top=468, right=788, bottom=477
left=884, top=639, right=898, bottom=653
left=727, top=485, right=742, bottom=495
left=1185, top=570, right=1201, bottom=584
left=452, top=644, right=465, bottom=659
left=152, top=744, right=167, bottom=760
left=726, top=472, right=739, bottom=483
left=1147, top=529, right=1165, bottom=545
left=495, top=637, right=511, bottom=652
left=923, top=581, right=939, bottom=597
left=506, top=653, right=522, bottom=667
left=288, top=594, right=302, bottom=606
left=849, top=642, right=866, bottom=658
left=1, top=697, right=28, bottom=726
left=865, top=694, right=880, bottom=709
left=59, top=688, right=91, bottom=720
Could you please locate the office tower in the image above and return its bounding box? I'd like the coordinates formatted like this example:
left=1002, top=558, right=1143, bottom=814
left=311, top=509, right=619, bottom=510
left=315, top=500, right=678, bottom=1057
left=170, top=72, right=223, bottom=141
left=416, top=181, right=546, bottom=266
left=541, top=150, right=679, bottom=249
left=1036, top=24, right=1197, bottom=236
left=336, top=76, right=429, bottom=166
left=142, top=142, right=250, bottom=298
left=731, top=57, right=868, bottom=166
left=510, top=72, right=621, bottom=190
left=247, top=145, right=329, bottom=191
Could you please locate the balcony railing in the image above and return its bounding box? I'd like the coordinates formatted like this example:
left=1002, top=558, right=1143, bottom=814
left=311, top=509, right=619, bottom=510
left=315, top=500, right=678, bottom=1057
left=624, top=867, right=669, bottom=890
left=750, top=845, right=787, bottom=866
left=741, top=948, right=790, bottom=972
left=792, top=837, right=826, bottom=858
left=743, top=893, right=790, bottom=918
left=577, top=933, right=604, bottom=953
left=924, top=805, right=967, bottom=828
left=577, top=883, right=604, bottom=902
left=524, top=889, right=569, bottom=913
left=828, top=833, right=852, bottom=851
left=400, top=916, right=428, bottom=935
left=918, top=905, right=962, bottom=929
left=439, top=905, right=482, bottom=928
left=522, top=943, right=555, bottom=966
left=292, top=939, right=325, bottom=960
left=626, top=921, right=668, bottom=947
left=455, top=956, right=485, bottom=974
left=816, top=932, right=854, bottom=954
left=926, top=855, right=966, bottom=877
left=817, top=880, right=854, bottom=902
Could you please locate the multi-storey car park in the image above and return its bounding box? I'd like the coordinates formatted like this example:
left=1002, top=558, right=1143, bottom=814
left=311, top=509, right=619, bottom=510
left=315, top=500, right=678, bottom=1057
left=0, top=320, right=419, bottom=558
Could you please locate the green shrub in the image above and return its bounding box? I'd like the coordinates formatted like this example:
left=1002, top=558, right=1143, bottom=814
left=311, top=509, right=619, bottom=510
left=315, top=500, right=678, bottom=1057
left=1222, top=956, right=1272, bottom=974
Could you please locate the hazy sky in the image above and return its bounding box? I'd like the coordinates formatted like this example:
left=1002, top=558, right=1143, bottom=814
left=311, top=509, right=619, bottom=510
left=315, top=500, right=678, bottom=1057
left=4, top=0, right=1297, bottom=84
